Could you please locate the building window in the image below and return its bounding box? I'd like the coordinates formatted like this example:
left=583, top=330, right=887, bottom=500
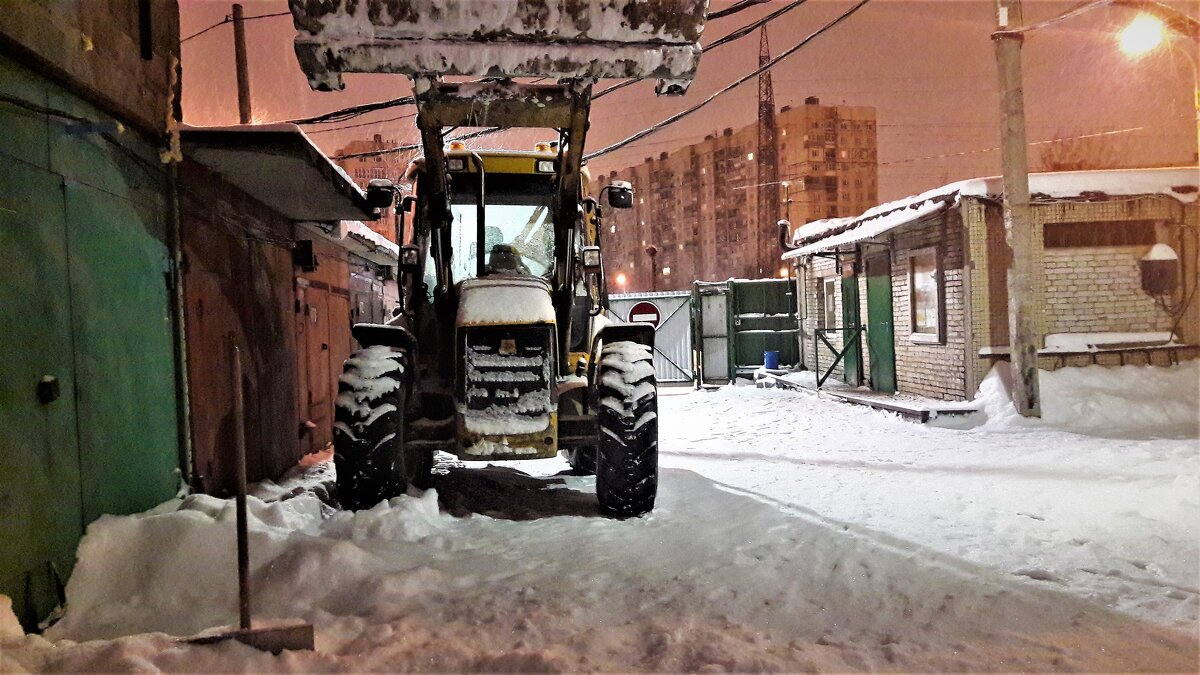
left=908, top=247, right=942, bottom=342
left=822, top=277, right=838, bottom=328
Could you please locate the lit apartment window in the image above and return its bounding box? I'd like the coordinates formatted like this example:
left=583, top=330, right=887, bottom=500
left=909, top=247, right=942, bottom=342
left=747, top=152, right=755, bottom=161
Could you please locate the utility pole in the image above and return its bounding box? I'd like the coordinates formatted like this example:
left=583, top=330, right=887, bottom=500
left=993, top=0, right=1041, bottom=417
left=232, top=3, right=252, bottom=124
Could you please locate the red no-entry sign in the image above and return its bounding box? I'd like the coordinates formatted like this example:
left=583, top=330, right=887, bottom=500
left=627, top=301, right=661, bottom=328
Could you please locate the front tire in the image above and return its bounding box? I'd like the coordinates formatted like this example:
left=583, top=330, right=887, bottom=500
left=595, top=341, right=658, bottom=517
left=334, top=346, right=409, bottom=510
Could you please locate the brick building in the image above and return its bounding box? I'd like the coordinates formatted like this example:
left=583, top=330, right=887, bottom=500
left=782, top=167, right=1199, bottom=401
left=592, top=97, right=877, bottom=291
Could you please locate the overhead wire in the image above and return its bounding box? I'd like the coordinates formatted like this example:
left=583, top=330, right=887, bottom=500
left=592, top=0, right=809, bottom=101
left=306, top=112, right=417, bottom=135
left=286, top=96, right=416, bottom=125
left=181, top=10, right=290, bottom=43
left=706, top=0, right=770, bottom=21
left=584, top=0, right=873, bottom=161
left=878, top=125, right=1147, bottom=166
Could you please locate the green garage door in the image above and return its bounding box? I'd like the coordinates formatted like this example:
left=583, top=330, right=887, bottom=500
left=65, top=183, right=179, bottom=523
left=0, top=163, right=85, bottom=630
left=1, top=55, right=180, bottom=629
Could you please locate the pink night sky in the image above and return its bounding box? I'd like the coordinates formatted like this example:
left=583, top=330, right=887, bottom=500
left=179, top=0, right=1198, bottom=202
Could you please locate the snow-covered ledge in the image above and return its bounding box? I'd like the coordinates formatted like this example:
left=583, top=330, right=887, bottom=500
left=980, top=331, right=1183, bottom=356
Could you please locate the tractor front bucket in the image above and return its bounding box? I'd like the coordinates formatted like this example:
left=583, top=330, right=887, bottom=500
left=286, top=0, right=709, bottom=95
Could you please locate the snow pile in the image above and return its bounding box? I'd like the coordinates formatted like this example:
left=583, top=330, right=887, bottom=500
left=15, top=456, right=1196, bottom=672
left=977, top=361, right=1199, bottom=438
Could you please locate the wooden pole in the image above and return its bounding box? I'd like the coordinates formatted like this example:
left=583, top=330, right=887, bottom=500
left=232, top=3, right=252, bottom=124
left=993, top=0, right=1041, bottom=417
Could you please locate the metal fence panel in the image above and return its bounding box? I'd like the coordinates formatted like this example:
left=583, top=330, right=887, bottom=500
left=609, top=291, right=693, bottom=383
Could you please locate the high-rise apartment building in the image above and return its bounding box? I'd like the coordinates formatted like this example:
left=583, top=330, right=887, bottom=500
left=592, top=98, right=878, bottom=292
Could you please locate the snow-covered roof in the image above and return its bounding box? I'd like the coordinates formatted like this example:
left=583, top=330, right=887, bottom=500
left=783, top=167, right=1199, bottom=259
left=180, top=122, right=373, bottom=221
left=343, top=221, right=400, bottom=264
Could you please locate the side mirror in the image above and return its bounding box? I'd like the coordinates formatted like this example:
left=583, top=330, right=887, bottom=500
left=398, top=244, right=420, bottom=274
left=581, top=245, right=602, bottom=271
left=366, top=178, right=396, bottom=209
left=606, top=180, right=634, bottom=209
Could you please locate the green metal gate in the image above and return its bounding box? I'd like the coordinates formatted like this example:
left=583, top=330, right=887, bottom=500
left=692, top=279, right=799, bottom=382
left=0, top=164, right=85, bottom=630
left=865, top=254, right=896, bottom=393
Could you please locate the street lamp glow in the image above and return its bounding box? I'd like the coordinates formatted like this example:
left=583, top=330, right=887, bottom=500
left=615, top=272, right=627, bottom=287
left=1118, top=14, right=1165, bottom=57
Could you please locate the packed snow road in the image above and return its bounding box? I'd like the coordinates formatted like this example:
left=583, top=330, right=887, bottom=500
left=3, top=365, right=1197, bottom=672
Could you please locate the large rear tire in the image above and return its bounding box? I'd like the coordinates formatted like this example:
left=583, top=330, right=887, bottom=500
left=334, top=346, right=409, bottom=510
left=595, top=341, right=658, bottom=517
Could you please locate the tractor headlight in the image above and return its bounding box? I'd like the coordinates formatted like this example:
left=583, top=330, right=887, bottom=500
left=446, top=158, right=466, bottom=171
left=536, top=160, right=555, bottom=173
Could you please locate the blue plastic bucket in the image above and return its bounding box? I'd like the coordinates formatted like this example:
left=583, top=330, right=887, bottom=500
left=763, top=350, right=780, bottom=370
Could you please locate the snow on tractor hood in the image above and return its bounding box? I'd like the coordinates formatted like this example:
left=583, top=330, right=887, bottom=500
left=457, top=276, right=556, bottom=327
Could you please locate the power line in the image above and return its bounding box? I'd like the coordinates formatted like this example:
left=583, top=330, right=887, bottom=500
left=181, top=11, right=290, bottom=44
left=306, top=112, right=418, bottom=135
left=584, top=0, right=872, bottom=161
left=707, top=0, right=770, bottom=21
left=286, top=96, right=416, bottom=125
left=593, top=0, right=810, bottom=101
left=878, top=126, right=1147, bottom=166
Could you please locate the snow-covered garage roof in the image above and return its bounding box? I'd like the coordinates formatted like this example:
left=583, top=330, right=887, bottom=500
left=181, top=123, right=375, bottom=222
left=782, top=167, right=1199, bottom=259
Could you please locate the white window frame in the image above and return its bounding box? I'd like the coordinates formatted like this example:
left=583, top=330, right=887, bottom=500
left=823, top=277, right=838, bottom=329
left=908, top=246, right=943, bottom=343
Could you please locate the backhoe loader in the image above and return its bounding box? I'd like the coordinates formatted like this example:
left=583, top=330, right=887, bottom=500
left=285, top=0, right=709, bottom=516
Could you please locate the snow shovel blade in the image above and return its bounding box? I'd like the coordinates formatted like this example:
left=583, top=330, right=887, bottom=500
left=186, top=623, right=315, bottom=654
left=287, top=0, right=709, bottom=94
